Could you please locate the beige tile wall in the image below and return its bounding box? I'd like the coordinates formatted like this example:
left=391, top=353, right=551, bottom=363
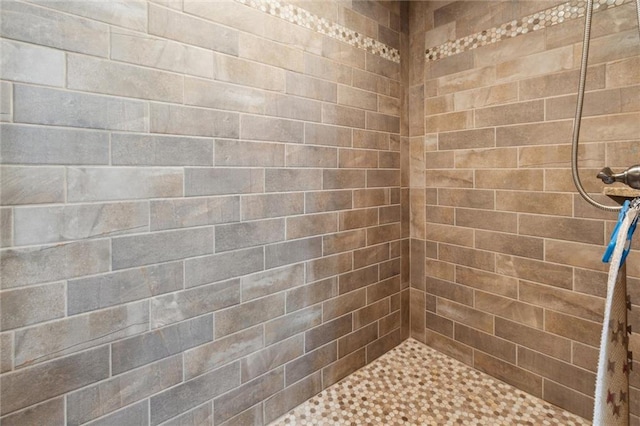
left=411, top=0, right=640, bottom=421
left=0, top=1, right=408, bottom=424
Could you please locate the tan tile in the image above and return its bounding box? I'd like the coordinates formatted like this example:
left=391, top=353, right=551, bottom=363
left=305, top=252, right=352, bottom=283
left=437, top=298, right=493, bottom=333
left=424, top=223, right=473, bottom=247
left=455, top=324, right=516, bottom=363
left=475, top=100, right=544, bottom=127
left=519, top=281, right=603, bottom=323
left=454, top=147, right=517, bottom=169
left=425, top=110, right=473, bottom=132
left=339, top=208, right=378, bottom=231
left=475, top=169, right=543, bottom=191
left=519, top=66, right=605, bottom=100
left=425, top=276, right=473, bottom=306
left=323, top=289, right=366, bottom=322
left=496, top=46, right=573, bottom=82
left=436, top=66, right=495, bottom=95
left=476, top=230, right=543, bottom=260
left=425, top=329, right=473, bottom=366
left=495, top=120, right=573, bottom=147
left=339, top=149, right=378, bottom=169
left=518, top=143, right=605, bottom=168
left=438, top=188, right=495, bottom=210
left=367, top=275, right=401, bottom=304
left=425, top=169, right=473, bottom=188
left=519, top=214, right=604, bottom=245
left=543, top=379, right=594, bottom=421
left=545, top=239, right=608, bottom=273
left=454, top=82, right=518, bottom=111
left=495, top=317, right=571, bottom=362
left=455, top=266, right=517, bottom=299
left=474, top=352, right=542, bottom=398
left=455, top=208, right=517, bottom=233
left=545, top=310, right=600, bottom=347
left=495, top=254, right=573, bottom=290
left=476, top=291, right=542, bottom=329
left=439, top=128, right=495, bottom=150
left=496, top=191, right=572, bottom=216
left=439, top=244, right=495, bottom=272
left=518, top=347, right=594, bottom=396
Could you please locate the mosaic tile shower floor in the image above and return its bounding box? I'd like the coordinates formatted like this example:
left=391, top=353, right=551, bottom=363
left=270, top=339, right=591, bottom=425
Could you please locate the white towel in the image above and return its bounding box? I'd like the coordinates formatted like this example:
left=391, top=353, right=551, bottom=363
left=593, top=204, right=639, bottom=425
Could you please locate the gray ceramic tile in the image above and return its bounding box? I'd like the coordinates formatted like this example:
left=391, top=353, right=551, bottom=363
left=111, top=315, right=213, bottom=375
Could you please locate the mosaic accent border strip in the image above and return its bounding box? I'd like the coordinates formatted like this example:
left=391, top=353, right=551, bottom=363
left=235, top=0, right=401, bottom=63
left=426, top=0, right=630, bottom=62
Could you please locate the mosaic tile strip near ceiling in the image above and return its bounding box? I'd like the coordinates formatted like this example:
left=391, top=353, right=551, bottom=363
left=426, top=0, right=630, bottom=62
left=235, top=0, right=401, bottom=63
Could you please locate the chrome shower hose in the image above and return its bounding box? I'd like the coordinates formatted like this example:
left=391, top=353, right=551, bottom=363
left=571, top=0, right=640, bottom=212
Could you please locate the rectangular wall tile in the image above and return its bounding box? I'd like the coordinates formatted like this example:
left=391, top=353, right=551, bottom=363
left=1, top=39, right=64, bottom=87
left=241, top=335, right=304, bottom=383
left=285, top=342, right=337, bottom=386
left=213, top=368, right=284, bottom=425
left=0, top=347, right=109, bottom=416
left=111, top=28, right=214, bottom=78
left=14, top=301, right=148, bottom=368
left=215, top=139, right=284, bottom=167
left=265, top=237, right=323, bottom=269
left=185, top=168, right=263, bottom=197
left=241, top=115, right=304, bottom=143
left=185, top=246, right=264, bottom=288
left=184, top=325, right=263, bottom=380
left=1, top=239, right=110, bottom=289
left=112, top=315, right=213, bottom=375
left=67, top=54, right=183, bottom=103
left=112, top=133, right=213, bottom=166
left=148, top=3, right=238, bottom=54
left=67, top=356, right=182, bottom=426
left=14, top=202, right=148, bottom=246
left=241, top=264, right=304, bottom=303
left=150, top=103, right=239, bottom=138
left=0, top=282, right=65, bottom=331
left=1, top=166, right=64, bottom=206
left=0, top=1, right=109, bottom=57
left=216, top=219, right=284, bottom=252
left=150, top=196, right=239, bottom=231
left=215, top=293, right=285, bottom=338
left=113, top=227, right=212, bottom=270
left=149, top=363, right=239, bottom=425
left=14, top=85, right=147, bottom=131
left=1, top=124, right=109, bottom=165
left=68, top=167, right=182, bottom=202
left=265, top=305, right=322, bottom=346
left=151, top=279, right=240, bottom=329
left=184, top=77, right=265, bottom=114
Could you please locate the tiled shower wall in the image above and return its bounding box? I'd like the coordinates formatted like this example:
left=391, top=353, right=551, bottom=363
left=409, top=0, right=640, bottom=421
left=0, top=1, right=409, bottom=424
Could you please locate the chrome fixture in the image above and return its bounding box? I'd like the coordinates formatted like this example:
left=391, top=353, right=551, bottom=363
left=598, top=166, right=640, bottom=190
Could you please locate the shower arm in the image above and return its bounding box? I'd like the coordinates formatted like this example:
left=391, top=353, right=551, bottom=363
left=571, top=0, right=640, bottom=212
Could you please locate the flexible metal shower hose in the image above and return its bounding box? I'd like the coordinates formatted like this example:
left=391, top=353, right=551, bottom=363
left=571, top=0, right=640, bottom=212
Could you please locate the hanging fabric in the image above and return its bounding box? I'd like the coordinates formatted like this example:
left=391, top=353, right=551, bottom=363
left=593, top=198, right=640, bottom=425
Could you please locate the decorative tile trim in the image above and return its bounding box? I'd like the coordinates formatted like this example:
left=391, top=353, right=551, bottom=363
left=234, top=0, right=401, bottom=63
left=426, top=0, right=630, bottom=62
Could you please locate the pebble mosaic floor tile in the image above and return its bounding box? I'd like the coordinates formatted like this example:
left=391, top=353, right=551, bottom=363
left=270, top=339, right=592, bottom=425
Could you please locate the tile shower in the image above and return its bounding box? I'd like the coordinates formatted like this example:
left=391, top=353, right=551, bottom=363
left=0, top=0, right=637, bottom=425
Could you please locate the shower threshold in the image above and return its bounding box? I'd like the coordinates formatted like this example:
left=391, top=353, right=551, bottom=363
left=269, top=339, right=590, bottom=425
